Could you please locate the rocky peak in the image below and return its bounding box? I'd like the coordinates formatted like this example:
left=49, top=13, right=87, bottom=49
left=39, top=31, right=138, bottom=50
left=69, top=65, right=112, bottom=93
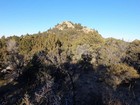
left=51, top=21, right=95, bottom=34
left=55, top=21, right=74, bottom=30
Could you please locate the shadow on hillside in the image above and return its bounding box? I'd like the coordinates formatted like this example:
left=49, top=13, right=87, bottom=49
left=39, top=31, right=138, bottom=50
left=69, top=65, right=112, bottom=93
left=0, top=53, right=140, bottom=105
left=0, top=54, right=104, bottom=105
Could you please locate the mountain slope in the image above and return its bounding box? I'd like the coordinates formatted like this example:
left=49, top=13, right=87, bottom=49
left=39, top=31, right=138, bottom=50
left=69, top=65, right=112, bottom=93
left=0, top=21, right=140, bottom=105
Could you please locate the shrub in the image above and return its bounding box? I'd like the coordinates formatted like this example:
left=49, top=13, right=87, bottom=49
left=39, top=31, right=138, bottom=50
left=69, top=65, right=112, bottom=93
left=101, top=63, right=139, bottom=88
left=124, top=40, right=140, bottom=72
left=97, top=38, right=128, bottom=66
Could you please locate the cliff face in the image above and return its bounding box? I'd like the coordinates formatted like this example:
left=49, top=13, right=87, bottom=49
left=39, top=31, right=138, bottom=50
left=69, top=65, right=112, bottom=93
left=0, top=21, right=140, bottom=105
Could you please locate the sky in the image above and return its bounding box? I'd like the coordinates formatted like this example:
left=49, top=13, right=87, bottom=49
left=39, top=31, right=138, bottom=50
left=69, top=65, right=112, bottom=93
left=0, top=0, right=140, bottom=41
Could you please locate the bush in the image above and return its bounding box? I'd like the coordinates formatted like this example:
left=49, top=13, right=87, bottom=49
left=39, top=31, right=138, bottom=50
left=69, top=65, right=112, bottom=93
left=97, top=38, right=128, bottom=66
left=124, top=40, right=140, bottom=72
left=101, top=63, right=139, bottom=88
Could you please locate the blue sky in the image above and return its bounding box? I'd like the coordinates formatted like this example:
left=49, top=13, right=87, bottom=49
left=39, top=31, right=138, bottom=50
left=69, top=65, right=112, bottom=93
left=0, top=0, right=140, bottom=41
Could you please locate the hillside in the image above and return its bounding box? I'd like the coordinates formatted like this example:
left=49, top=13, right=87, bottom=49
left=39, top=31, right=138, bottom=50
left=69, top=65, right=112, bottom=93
left=0, top=21, right=140, bottom=105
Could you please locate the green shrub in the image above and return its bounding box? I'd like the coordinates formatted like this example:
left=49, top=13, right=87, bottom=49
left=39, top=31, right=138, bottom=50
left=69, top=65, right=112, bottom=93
left=101, top=63, right=139, bottom=88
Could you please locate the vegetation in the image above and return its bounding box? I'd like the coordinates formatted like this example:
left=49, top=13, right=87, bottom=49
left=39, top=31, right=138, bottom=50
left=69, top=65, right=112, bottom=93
left=0, top=21, right=140, bottom=105
left=100, top=63, right=139, bottom=88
